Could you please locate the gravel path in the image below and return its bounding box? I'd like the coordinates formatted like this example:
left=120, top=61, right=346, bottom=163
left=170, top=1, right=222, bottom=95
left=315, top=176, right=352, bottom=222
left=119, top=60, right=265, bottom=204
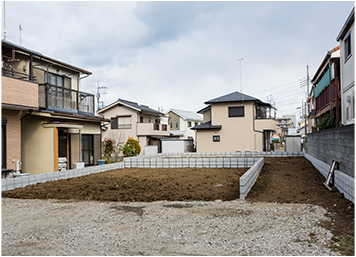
left=2, top=198, right=337, bottom=256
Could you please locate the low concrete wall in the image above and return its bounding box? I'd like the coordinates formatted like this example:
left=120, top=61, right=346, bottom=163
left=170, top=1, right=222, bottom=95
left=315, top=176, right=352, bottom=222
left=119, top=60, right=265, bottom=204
left=305, top=152, right=355, bottom=203
left=2, top=152, right=304, bottom=200
left=239, top=158, right=264, bottom=200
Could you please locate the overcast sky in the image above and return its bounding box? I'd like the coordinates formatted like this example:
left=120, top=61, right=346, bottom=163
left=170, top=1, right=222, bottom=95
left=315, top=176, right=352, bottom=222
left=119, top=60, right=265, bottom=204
left=2, top=1, right=354, bottom=120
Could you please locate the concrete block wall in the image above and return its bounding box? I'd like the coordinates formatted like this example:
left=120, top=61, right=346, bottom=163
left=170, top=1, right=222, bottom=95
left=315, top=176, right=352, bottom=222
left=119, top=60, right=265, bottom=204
left=305, top=125, right=354, bottom=178
left=2, top=152, right=303, bottom=200
left=305, top=152, right=354, bottom=203
left=239, top=158, right=264, bottom=200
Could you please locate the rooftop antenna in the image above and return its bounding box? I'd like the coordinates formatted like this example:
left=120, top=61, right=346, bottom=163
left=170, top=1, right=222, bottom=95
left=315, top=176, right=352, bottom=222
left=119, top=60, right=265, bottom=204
left=3, top=2, right=6, bottom=40
left=236, top=58, right=244, bottom=92
left=19, top=23, right=23, bottom=45
left=96, top=81, right=107, bottom=111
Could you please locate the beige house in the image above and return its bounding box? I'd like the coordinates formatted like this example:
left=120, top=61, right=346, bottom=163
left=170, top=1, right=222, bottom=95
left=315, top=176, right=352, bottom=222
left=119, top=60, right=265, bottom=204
left=98, top=99, right=170, bottom=155
left=192, top=91, right=277, bottom=152
left=2, top=40, right=107, bottom=176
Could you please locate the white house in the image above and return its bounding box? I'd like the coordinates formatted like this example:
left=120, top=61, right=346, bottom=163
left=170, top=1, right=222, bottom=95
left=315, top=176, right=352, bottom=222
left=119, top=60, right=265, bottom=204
left=337, top=7, right=354, bottom=125
left=162, top=108, right=203, bottom=143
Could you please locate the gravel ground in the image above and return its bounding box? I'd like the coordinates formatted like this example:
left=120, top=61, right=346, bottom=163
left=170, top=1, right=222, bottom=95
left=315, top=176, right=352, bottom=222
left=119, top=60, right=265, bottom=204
left=2, top=198, right=337, bottom=256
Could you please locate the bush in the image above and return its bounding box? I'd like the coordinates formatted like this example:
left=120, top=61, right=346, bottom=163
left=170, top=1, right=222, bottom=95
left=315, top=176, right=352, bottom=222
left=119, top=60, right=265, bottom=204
left=120, top=137, right=141, bottom=157
left=103, top=137, right=116, bottom=159
left=318, top=113, right=335, bottom=131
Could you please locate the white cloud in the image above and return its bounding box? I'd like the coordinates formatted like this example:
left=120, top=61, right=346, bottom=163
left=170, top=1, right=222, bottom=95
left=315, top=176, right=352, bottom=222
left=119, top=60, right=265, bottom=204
left=3, top=1, right=354, bottom=118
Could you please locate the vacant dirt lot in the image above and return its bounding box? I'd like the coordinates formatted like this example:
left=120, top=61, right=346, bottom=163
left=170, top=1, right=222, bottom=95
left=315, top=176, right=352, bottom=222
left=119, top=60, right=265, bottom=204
left=2, top=157, right=354, bottom=255
left=2, top=167, right=248, bottom=202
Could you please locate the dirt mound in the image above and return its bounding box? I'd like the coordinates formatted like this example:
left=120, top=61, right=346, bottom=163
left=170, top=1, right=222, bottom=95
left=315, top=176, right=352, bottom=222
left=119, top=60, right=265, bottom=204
left=2, top=168, right=247, bottom=202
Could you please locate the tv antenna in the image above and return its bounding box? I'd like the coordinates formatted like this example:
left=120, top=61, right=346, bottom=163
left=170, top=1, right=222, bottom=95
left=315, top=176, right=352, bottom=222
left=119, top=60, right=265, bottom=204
left=236, top=58, right=244, bottom=92
left=19, top=23, right=23, bottom=45
left=96, top=81, right=107, bottom=111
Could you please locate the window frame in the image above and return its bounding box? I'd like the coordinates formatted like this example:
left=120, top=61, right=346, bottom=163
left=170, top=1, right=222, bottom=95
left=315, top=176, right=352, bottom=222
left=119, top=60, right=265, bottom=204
left=228, top=106, right=245, bottom=117
left=213, top=135, right=220, bottom=142
left=345, top=32, right=352, bottom=61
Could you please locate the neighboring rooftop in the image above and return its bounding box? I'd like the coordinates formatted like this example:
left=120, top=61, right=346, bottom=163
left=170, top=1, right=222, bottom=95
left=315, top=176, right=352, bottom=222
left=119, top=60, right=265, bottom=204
left=98, top=98, right=163, bottom=115
left=205, top=91, right=259, bottom=104
left=2, top=40, right=92, bottom=75
left=191, top=121, right=222, bottom=130
left=165, top=108, right=203, bottom=121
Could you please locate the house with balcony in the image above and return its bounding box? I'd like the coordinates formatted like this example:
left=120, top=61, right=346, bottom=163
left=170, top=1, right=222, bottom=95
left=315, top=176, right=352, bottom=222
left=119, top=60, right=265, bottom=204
left=310, top=46, right=341, bottom=131
left=1, top=40, right=107, bottom=176
left=98, top=99, right=170, bottom=155
left=337, top=7, right=354, bottom=125
left=192, top=91, right=277, bottom=152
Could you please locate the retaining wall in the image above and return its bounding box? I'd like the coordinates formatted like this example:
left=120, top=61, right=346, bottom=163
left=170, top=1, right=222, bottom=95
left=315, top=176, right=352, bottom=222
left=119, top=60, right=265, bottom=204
left=305, top=152, right=355, bottom=203
left=304, top=125, right=354, bottom=178
left=239, top=158, right=264, bottom=200
left=2, top=151, right=304, bottom=200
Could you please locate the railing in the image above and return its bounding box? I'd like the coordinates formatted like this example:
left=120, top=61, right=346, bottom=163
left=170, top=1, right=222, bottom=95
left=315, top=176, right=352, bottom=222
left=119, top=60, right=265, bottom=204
left=2, top=67, right=36, bottom=81
left=39, top=83, right=94, bottom=115
left=118, top=124, right=132, bottom=129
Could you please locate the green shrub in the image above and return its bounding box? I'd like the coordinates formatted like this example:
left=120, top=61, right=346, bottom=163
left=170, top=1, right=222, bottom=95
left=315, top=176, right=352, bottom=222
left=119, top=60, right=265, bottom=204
left=119, top=137, right=141, bottom=157
left=318, top=113, right=335, bottom=131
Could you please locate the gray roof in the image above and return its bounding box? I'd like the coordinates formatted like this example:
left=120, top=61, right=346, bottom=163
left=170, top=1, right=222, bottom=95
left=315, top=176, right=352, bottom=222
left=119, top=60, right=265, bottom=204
left=204, top=91, right=274, bottom=109
left=118, top=99, right=163, bottom=115
left=98, top=98, right=163, bottom=115
left=165, top=108, right=203, bottom=121
left=191, top=121, right=222, bottom=130
left=205, top=91, right=259, bottom=104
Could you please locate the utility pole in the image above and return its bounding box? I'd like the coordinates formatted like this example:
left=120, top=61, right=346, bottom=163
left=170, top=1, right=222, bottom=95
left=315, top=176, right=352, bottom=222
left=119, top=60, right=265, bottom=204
left=306, top=65, right=309, bottom=134
left=3, top=2, right=6, bottom=40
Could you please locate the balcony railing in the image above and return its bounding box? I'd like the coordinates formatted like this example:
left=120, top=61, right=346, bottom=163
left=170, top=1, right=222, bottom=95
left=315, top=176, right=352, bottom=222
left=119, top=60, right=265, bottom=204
left=2, top=67, right=36, bottom=81
left=39, top=83, right=95, bottom=115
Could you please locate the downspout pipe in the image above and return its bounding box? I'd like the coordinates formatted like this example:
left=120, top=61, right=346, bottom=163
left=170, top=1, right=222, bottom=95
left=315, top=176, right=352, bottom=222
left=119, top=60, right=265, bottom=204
left=253, top=103, right=263, bottom=134
left=20, top=109, right=33, bottom=121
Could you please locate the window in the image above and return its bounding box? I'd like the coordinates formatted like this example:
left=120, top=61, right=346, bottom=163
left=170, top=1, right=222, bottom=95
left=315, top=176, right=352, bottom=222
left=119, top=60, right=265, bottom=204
left=46, top=73, right=71, bottom=88
left=58, top=129, right=67, bottom=158
left=176, top=121, right=178, bottom=128
left=82, top=135, right=94, bottom=166
left=345, top=33, right=352, bottom=59
left=118, top=116, right=131, bottom=129
left=228, top=106, right=244, bottom=117
left=170, top=121, right=173, bottom=128
left=187, top=121, right=191, bottom=127
left=213, top=135, right=220, bottom=142
left=111, top=117, right=118, bottom=129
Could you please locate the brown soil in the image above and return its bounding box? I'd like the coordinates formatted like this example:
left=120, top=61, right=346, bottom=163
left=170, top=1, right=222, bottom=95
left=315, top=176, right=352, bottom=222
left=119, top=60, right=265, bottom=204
left=2, top=168, right=247, bottom=202
left=247, top=157, right=354, bottom=255
left=2, top=157, right=354, bottom=254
